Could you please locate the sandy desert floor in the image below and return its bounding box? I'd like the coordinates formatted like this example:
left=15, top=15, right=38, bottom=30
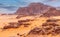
left=0, top=15, right=60, bottom=37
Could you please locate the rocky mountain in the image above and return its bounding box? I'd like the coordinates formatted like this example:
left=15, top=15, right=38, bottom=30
left=41, top=7, right=60, bottom=17
left=15, top=3, right=60, bottom=17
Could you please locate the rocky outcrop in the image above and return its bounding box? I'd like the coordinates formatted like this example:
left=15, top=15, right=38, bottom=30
left=27, top=19, right=60, bottom=37
left=15, top=3, right=60, bottom=17
left=41, top=8, right=60, bottom=17
left=15, top=3, right=50, bottom=15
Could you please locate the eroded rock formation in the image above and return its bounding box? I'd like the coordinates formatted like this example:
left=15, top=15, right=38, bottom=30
left=15, top=3, right=60, bottom=17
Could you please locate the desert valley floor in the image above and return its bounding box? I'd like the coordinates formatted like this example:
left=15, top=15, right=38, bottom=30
left=0, top=15, right=60, bottom=37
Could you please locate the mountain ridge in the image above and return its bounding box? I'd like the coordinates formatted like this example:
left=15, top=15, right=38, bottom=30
left=15, top=2, right=60, bottom=17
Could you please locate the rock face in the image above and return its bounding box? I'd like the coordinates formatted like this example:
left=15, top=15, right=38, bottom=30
left=15, top=3, right=60, bottom=17
left=42, top=8, right=60, bottom=17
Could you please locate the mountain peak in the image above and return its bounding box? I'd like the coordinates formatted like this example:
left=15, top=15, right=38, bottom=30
left=15, top=3, right=60, bottom=17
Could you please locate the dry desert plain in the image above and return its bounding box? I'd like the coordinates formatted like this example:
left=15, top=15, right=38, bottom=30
left=0, top=15, right=60, bottom=37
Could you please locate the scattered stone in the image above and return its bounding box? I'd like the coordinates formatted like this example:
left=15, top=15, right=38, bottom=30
left=46, top=19, right=57, bottom=22
left=24, top=23, right=30, bottom=27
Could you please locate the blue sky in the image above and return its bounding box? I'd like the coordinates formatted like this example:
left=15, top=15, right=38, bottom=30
left=0, top=0, right=60, bottom=14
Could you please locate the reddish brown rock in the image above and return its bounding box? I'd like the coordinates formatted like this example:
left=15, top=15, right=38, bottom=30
left=15, top=3, right=50, bottom=16
left=15, top=3, right=60, bottom=17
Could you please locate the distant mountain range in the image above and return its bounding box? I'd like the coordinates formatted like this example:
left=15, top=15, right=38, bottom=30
left=15, top=2, right=60, bottom=17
